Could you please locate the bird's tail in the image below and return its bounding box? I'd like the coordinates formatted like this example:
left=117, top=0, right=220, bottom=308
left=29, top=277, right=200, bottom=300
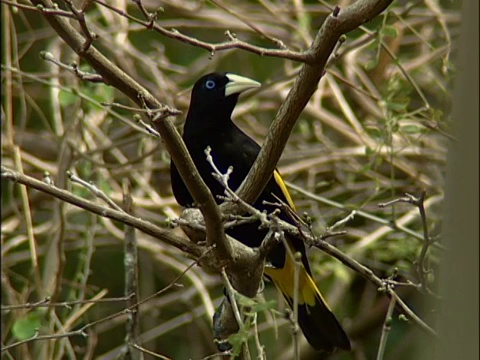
left=264, top=254, right=351, bottom=352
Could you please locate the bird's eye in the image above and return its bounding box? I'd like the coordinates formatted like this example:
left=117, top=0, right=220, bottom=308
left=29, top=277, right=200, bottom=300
left=205, top=80, right=216, bottom=89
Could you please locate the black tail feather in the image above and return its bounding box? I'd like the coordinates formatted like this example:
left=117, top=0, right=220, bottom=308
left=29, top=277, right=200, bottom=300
left=297, top=296, right=351, bottom=352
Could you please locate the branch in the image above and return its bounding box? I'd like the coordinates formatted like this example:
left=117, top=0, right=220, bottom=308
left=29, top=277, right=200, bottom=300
left=308, top=237, right=438, bottom=338
left=200, top=147, right=437, bottom=340
left=122, top=180, right=142, bottom=360
left=93, top=0, right=310, bottom=63
left=235, top=0, right=394, bottom=205
left=0, top=166, right=202, bottom=258
left=379, top=191, right=437, bottom=292
left=375, top=296, right=396, bottom=360
left=1, top=250, right=209, bottom=353
left=184, top=177, right=437, bottom=339
left=28, top=0, right=228, bottom=264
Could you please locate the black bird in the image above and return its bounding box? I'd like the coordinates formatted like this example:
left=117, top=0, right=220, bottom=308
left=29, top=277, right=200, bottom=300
left=170, top=72, right=351, bottom=352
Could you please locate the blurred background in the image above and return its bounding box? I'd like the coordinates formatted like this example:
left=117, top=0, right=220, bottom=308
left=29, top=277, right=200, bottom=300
left=1, top=0, right=458, bottom=359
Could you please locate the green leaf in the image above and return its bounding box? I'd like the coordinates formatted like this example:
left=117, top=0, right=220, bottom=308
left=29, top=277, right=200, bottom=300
left=12, top=312, right=42, bottom=341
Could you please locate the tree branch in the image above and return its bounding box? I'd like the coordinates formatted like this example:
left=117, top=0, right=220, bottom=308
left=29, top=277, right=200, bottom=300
left=28, top=0, right=229, bottom=263
left=236, top=0, right=394, bottom=205
left=1, top=166, right=202, bottom=258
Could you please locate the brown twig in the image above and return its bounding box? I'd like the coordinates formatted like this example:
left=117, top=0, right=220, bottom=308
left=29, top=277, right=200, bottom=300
left=63, top=0, right=97, bottom=52
left=309, top=237, right=437, bottom=338
left=0, top=0, right=76, bottom=18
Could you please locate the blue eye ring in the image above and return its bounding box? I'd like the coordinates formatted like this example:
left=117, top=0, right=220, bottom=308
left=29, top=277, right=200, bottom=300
left=205, top=80, right=216, bottom=89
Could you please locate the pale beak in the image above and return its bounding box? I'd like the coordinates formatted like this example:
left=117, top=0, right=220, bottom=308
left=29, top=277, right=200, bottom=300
left=225, top=73, right=261, bottom=97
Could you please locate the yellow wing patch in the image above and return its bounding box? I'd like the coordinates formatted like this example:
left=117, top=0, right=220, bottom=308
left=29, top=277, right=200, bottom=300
left=269, top=171, right=333, bottom=311
left=265, top=258, right=332, bottom=311
left=273, top=170, right=296, bottom=211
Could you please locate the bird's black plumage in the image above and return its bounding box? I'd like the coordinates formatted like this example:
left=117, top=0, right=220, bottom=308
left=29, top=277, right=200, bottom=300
left=170, top=72, right=351, bottom=352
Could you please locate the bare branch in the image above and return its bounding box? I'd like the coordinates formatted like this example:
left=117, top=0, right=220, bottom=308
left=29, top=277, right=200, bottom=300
left=235, top=0, right=394, bottom=206
left=28, top=0, right=226, bottom=265
left=380, top=191, right=437, bottom=292
left=1, top=166, right=203, bottom=257
left=375, top=295, right=397, bottom=360
left=93, top=0, right=310, bottom=63
left=67, top=170, right=124, bottom=212
left=122, top=180, right=143, bottom=360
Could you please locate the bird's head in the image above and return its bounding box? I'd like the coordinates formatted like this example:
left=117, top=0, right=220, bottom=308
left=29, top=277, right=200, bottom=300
left=187, top=72, right=261, bottom=123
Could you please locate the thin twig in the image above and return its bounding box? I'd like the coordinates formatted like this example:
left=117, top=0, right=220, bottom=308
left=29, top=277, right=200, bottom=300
left=220, top=268, right=252, bottom=360
left=1, top=295, right=135, bottom=311
left=1, top=166, right=203, bottom=257
left=375, top=295, right=397, bottom=360
left=289, top=181, right=444, bottom=251
left=67, top=170, right=124, bottom=212
left=310, top=237, right=438, bottom=337
left=41, top=51, right=105, bottom=82
left=252, top=313, right=266, bottom=360
left=123, top=180, right=143, bottom=360
left=379, top=191, right=435, bottom=292
left=209, top=0, right=288, bottom=49
left=1, top=247, right=213, bottom=352
left=327, top=210, right=357, bottom=231
left=93, top=0, right=310, bottom=63
left=221, top=268, right=245, bottom=329
left=129, top=343, right=172, bottom=360
left=0, top=0, right=76, bottom=18
left=64, top=0, right=97, bottom=52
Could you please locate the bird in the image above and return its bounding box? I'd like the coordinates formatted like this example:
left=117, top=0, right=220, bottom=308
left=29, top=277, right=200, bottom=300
left=170, top=72, right=351, bottom=352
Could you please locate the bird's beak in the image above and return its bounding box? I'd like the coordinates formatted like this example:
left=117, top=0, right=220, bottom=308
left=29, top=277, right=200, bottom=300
left=225, top=74, right=261, bottom=97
